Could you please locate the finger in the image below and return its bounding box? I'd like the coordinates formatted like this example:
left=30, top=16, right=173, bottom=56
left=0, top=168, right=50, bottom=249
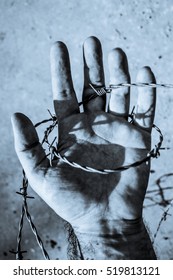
left=108, top=48, right=130, bottom=119
left=134, top=66, right=156, bottom=130
left=11, top=113, right=49, bottom=180
left=83, top=36, right=106, bottom=111
left=50, top=41, right=79, bottom=119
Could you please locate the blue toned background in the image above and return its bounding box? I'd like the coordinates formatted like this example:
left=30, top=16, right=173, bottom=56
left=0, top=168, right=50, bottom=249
left=0, top=0, right=173, bottom=259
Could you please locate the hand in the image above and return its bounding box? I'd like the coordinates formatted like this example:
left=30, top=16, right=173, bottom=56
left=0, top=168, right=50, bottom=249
left=12, top=36, right=156, bottom=259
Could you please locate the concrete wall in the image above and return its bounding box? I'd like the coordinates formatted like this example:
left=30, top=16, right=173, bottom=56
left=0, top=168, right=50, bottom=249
left=0, top=0, right=173, bottom=259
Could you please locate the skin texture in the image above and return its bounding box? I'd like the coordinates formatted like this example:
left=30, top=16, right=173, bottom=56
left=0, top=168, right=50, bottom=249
left=11, top=36, right=157, bottom=259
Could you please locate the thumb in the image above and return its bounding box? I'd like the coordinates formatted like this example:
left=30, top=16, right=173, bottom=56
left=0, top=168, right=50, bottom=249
left=11, top=113, right=49, bottom=179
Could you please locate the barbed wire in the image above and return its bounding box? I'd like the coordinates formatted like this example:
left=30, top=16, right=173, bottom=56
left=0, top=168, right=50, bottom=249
left=108, top=83, right=173, bottom=90
left=11, top=170, right=50, bottom=260
left=11, top=82, right=173, bottom=260
left=145, top=173, right=173, bottom=208
left=79, top=82, right=173, bottom=105
left=152, top=200, right=173, bottom=244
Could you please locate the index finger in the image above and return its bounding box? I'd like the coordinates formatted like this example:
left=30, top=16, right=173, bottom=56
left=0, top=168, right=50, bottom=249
left=50, top=41, right=79, bottom=119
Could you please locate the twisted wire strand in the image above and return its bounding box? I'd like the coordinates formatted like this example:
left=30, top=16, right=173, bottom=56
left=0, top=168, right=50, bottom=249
left=54, top=150, right=155, bottom=174
left=14, top=161, right=50, bottom=260
left=13, top=173, right=28, bottom=260
left=16, top=205, right=26, bottom=260
left=152, top=200, right=173, bottom=244
left=107, top=83, right=173, bottom=90
left=78, top=82, right=173, bottom=106
left=51, top=120, right=163, bottom=174
left=23, top=196, right=50, bottom=260
left=36, top=109, right=163, bottom=174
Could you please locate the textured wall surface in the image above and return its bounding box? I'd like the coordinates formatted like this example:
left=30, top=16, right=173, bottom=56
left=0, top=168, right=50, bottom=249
left=0, top=0, right=173, bottom=260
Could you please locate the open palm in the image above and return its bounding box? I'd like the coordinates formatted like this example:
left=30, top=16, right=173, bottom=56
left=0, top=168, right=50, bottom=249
left=12, top=37, right=156, bottom=258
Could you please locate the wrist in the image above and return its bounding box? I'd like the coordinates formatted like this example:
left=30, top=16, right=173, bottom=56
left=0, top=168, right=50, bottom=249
left=72, top=218, right=156, bottom=260
left=74, top=217, right=144, bottom=236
